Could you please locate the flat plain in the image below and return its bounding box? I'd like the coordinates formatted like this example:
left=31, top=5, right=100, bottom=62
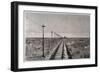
left=25, top=37, right=90, bottom=61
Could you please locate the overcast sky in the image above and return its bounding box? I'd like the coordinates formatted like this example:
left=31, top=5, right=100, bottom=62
left=24, top=11, right=90, bottom=38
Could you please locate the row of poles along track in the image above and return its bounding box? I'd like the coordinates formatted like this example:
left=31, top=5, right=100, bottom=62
left=41, top=25, right=72, bottom=60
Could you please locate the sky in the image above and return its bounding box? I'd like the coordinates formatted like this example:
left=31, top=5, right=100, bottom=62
left=24, top=11, right=90, bottom=38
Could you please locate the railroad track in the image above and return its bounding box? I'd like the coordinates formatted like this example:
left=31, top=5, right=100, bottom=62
left=45, top=39, right=72, bottom=60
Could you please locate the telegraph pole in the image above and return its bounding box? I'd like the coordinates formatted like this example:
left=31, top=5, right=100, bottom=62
left=50, top=31, right=53, bottom=50
left=42, top=25, right=45, bottom=57
left=51, top=31, right=53, bottom=38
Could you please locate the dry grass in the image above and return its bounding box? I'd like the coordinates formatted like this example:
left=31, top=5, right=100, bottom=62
left=25, top=38, right=90, bottom=61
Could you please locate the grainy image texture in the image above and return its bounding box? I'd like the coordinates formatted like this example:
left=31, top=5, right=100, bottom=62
left=24, top=11, right=90, bottom=61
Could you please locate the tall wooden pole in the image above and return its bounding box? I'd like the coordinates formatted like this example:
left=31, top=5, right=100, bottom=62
left=42, top=25, right=45, bottom=57
left=50, top=31, right=53, bottom=49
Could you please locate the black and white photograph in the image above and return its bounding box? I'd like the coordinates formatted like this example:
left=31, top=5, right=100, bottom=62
left=24, top=11, right=90, bottom=61
left=11, top=1, right=97, bottom=71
